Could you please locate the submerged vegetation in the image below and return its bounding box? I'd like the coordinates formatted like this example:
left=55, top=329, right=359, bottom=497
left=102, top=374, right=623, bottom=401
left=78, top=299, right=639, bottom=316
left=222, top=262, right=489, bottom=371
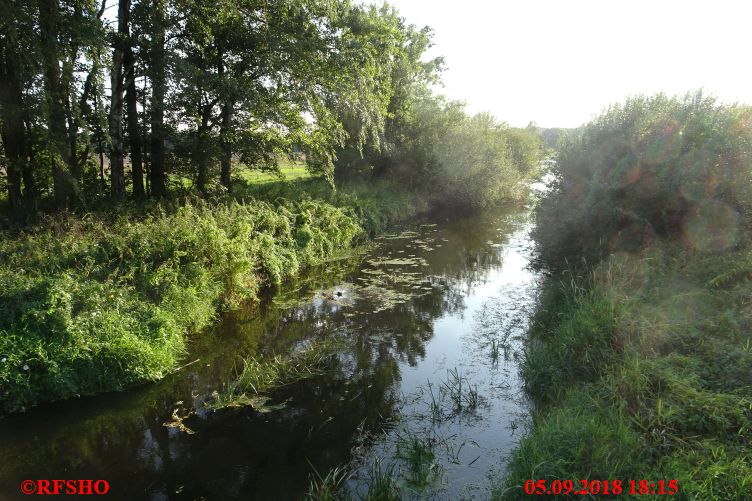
left=306, top=429, right=445, bottom=500
left=499, top=93, right=752, bottom=500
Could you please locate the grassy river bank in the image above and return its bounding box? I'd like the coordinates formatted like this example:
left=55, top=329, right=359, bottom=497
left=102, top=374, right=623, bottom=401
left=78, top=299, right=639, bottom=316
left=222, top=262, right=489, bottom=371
left=497, top=94, right=752, bottom=500
left=0, top=178, right=432, bottom=415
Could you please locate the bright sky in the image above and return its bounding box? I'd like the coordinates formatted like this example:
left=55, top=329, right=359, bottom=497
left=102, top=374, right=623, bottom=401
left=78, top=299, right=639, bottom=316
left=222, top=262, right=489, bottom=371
left=370, top=0, right=752, bottom=128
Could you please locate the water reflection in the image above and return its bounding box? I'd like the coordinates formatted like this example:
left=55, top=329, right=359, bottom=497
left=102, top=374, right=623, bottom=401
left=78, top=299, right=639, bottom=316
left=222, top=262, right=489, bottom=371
left=0, top=205, right=538, bottom=500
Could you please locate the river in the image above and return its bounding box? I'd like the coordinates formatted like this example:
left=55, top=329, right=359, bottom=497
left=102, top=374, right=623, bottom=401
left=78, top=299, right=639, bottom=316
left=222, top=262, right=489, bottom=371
left=0, top=204, right=542, bottom=500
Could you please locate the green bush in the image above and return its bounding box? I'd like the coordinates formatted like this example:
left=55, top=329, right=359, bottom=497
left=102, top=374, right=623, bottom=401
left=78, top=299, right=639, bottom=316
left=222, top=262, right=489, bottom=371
left=0, top=198, right=362, bottom=413
left=501, top=92, right=752, bottom=500
left=335, top=95, right=544, bottom=210
left=433, top=113, right=532, bottom=209
left=535, top=92, right=752, bottom=268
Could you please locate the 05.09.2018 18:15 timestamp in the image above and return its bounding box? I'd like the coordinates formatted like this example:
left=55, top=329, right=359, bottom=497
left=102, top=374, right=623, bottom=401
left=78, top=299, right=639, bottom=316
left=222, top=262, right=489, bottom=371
left=524, top=479, right=679, bottom=496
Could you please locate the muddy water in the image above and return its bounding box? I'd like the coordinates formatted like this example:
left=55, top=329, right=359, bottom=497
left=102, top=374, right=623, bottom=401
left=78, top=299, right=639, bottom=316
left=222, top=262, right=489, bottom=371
left=0, top=205, right=541, bottom=500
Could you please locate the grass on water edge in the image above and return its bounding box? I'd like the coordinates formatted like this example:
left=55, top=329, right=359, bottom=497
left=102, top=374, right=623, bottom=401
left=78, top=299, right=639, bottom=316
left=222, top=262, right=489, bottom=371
left=495, top=247, right=752, bottom=500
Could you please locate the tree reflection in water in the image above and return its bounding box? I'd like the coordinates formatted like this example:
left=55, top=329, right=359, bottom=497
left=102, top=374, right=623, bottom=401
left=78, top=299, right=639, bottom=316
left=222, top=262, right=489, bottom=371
left=0, top=206, right=538, bottom=500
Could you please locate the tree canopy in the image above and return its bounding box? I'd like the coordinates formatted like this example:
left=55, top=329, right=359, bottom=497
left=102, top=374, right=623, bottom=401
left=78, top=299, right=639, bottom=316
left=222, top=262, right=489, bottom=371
left=0, top=0, right=543, bottom=221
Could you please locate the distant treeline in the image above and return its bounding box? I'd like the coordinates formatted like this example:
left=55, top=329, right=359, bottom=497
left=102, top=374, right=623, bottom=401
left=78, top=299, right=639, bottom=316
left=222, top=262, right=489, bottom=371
left=539, top=127, right=575, bottom=150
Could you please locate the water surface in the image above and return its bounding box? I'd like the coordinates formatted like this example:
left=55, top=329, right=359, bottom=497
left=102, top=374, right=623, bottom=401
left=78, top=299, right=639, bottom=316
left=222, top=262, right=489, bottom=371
left=0, top=205, right=541, bottom=500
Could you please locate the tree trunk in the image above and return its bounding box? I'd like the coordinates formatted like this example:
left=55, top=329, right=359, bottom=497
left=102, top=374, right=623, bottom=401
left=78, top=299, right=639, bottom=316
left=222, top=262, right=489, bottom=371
left=0, top=31, right=33, bottom=218
left=108, top=0, right=129, bottom=197
left=219, top=102, right=233, bottom=191
left=149, top=0, right=167, bottom=197
left=195, top=107, right=211, bottom=195
left=22, top=132, right=37, bottom=212
left=142, top=76, right=151, bottom=195
left=216, top=52, right=232, bottom=192
left=124, top=44, right=144, bottom=198
left=38, top=0, right=75, bottom=208
left=93, top=86, right=107, bottom=194
left=0, top=129, right=23, bottom=217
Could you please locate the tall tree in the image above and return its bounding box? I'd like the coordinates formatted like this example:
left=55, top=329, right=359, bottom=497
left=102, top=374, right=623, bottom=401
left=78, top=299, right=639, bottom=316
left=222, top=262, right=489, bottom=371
left=38, top=0, right=76, bottom=207
left=109, top=0, right=129, bottom=197
left=0, top=1, right=36, bottom=216
left=169, top=0, right=401, bottom=191
left=334, top=5, right=444, bottom=183
left=1, top=0, right=435, bottom=214
left=35, top=0, right=106, bottom=207
left=148, top=0, right=167, bottom=197
left=123, top=2, right=144, bottom=198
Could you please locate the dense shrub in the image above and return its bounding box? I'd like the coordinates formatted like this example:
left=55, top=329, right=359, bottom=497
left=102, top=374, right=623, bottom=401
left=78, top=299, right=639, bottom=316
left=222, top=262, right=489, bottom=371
left=0, top=199, right=361, bottom=413
left=500, top=93, right=752, bottom=499
left=433, top=113, right=532, bottom=209
left=535, top=92, right=752, bottom=267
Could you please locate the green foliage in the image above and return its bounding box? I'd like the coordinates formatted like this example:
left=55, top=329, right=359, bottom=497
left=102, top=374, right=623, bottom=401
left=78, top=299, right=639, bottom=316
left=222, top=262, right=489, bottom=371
left=306, top=458, right=400, bottom=501
left=522, top=275, right=619, bottom=401
left=234, top=176, right=429, bottom=237
left=535, top=92, right=752, bottom=267
left=498, top=393, right=647, bottom=500
left=0, top=171, right=434, bottom=414
left=2, top=0, right=452, bottom=215
left=306, top=463, right=352, bottom=501
left=339, top=94, right=544, bottom=210
left=433, top=112, right=537, bottom=209
left=0, top=198, right=361, bottom=413
left=394, top=431, right=440, bottom=489
left=170, top=0, right=398, bottom=185
left=498, top=248, right=752, bottom=500
left=360, top=460, right=401, bottom=501
left=505, top=92, right=752, bottom=500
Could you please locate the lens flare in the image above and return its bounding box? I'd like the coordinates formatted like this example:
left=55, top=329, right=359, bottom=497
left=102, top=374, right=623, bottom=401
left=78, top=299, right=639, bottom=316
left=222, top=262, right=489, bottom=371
left=682, top=201, right=740, bottom=252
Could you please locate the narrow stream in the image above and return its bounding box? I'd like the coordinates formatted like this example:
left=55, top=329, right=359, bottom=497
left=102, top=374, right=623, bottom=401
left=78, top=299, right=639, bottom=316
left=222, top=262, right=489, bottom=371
left=0, top=204, right=542, bottom=500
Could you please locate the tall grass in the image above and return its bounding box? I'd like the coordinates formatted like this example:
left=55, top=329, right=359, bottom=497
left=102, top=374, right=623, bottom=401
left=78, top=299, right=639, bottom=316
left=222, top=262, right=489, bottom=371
left=499, top=250, right=752, bottom=499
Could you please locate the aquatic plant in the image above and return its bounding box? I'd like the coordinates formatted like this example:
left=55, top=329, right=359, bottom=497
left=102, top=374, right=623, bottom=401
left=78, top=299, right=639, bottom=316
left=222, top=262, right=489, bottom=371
left=207, top=338, right=343, bottom=411
left=490, top=339, right=501, bottom=362
left=395, top=431, right=441, bottom=489
left=361, top=459, right=400, bottom=501
left=442, top=367, right=481, bottom=413
left=305, top=458, right=400, bottom=501
left=305, top=462, right=351, bottom=501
